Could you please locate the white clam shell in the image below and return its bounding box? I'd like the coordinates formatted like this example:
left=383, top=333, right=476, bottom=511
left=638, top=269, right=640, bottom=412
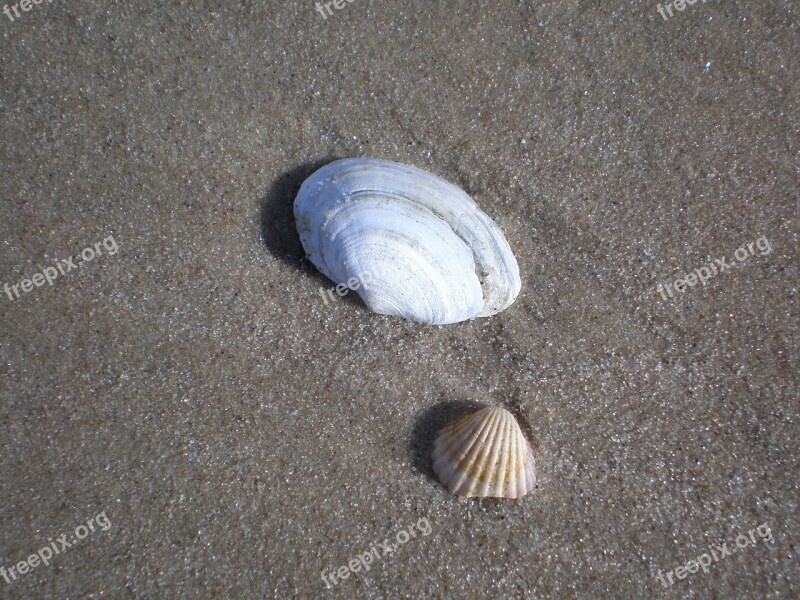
left=294, top=158, right=521, bottom=325
left=432, top=407, right=537, bottom=499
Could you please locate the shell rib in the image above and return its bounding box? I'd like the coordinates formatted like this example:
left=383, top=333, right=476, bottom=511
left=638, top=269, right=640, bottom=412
left=432, top=407, right=537, bottom=499
left=294, top=158, right=521, bottom=325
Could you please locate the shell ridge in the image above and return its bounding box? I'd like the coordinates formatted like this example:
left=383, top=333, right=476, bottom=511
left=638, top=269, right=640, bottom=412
left=294, top=158, right=519, bottom=325
left=505, top=410, right=520, bottom=497
left=436, top=408, right=497, bottom=484
left=475, top=410, right=508, bottom=497
left=526, top=441, right=537, bottom=492
left=432, top=414, right=487, bottom=488
left=449, top=408, right=503, bottom=496
left=436, top=408, right=499, bottom=495
left=492, top=410, right=514, bottom=497
left=432, top=407, right=536, bottom=499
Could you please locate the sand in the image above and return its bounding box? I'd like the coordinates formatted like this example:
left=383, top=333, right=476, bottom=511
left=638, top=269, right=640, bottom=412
left=1, top=1, right=798, bottom=598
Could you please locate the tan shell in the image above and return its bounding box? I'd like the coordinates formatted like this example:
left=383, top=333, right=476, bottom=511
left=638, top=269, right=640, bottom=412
left=432, top=407, right=537, bottom=499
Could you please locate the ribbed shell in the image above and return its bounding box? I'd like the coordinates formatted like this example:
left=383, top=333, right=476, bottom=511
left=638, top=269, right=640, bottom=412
left=432, top=407, right=537, bottom=499
left=293, top=158, right=521, bottom=325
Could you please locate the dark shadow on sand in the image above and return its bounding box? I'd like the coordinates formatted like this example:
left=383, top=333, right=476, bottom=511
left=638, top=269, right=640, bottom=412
left=409, top=400, right=484, bottom=484
left=258, top=158, right=372, bottom=310
left=258, top=159, right=333, bottom=271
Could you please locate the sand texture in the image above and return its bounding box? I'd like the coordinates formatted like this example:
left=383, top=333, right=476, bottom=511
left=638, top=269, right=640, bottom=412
left=1, top=1, right=798, bottom=598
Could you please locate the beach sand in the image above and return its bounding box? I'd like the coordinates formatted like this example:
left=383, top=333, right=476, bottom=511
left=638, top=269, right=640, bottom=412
left=1, top=1, right=797, bottom=597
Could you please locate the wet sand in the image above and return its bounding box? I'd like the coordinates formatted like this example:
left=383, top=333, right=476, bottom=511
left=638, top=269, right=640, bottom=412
left=0, top=1, right=798, bottom=598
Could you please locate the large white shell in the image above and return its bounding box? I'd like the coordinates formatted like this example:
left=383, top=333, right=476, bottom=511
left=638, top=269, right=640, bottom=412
left=294, top=158, right=520, bottom=325
left=432, top=407, right=537, bottom=499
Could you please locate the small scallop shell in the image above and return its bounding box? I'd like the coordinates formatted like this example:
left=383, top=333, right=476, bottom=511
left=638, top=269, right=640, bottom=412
left=294, top=158, right=520, bottom=325
left=432, top=407, right=537, bottom=499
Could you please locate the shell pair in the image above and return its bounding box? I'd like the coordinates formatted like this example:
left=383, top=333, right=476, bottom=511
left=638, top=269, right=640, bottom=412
left=292, top=159, right=535, bottom=497
left=432, top=407, right=537, bottom=499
